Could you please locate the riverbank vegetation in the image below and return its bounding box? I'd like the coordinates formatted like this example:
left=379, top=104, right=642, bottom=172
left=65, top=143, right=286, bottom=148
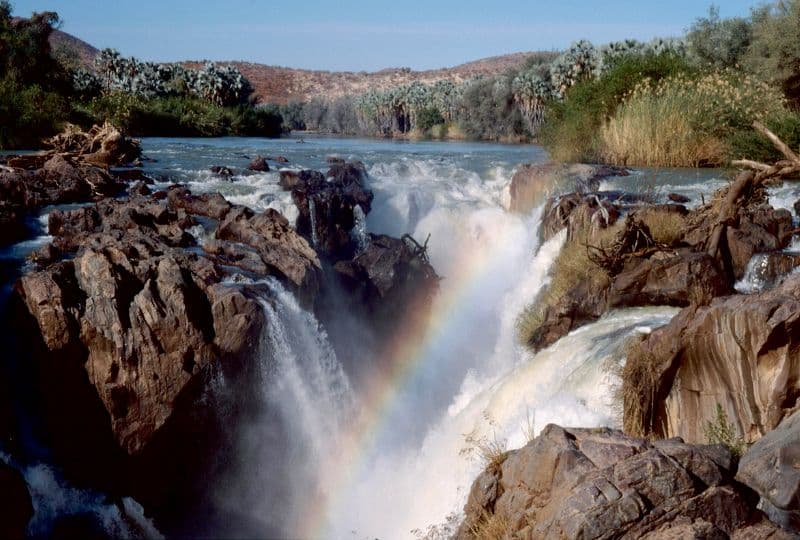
left=273, top=1, right=800, bottom=168
left=0, top=1, right=281, bottom=149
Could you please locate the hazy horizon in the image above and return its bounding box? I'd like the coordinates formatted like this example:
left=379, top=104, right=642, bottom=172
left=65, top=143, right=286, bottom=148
left=11, top=0, right=756, bottom=71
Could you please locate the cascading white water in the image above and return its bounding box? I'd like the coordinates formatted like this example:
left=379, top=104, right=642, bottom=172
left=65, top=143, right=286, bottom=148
left=0, top=454, right=162, bottom=539
left=218, top=277, right=356, bottom=536
left=308, top=198, right=320, bottom=247
left=735, top=254, right=772, bottom=294
left=351, top=204, right=370, bottom=253
left=325, top=307, right=678, bottom=540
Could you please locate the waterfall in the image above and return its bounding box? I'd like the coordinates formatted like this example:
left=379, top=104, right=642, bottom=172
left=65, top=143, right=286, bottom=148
left=308, top=198, right=320, bottom=247
left=351, top=204, right=370, bottom=253
left=735, top=254, right=772, bottom=294
left=220, top=277, right=355, bottom=536
left=211, top=158, right=682, bottom=539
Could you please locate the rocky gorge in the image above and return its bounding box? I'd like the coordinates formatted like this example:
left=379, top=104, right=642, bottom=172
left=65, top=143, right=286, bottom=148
left=0, top=124, right=798, bottom=539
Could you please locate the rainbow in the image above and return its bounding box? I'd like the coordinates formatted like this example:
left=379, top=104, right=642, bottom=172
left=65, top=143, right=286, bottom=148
left=299, top=211, right=536, bottom=539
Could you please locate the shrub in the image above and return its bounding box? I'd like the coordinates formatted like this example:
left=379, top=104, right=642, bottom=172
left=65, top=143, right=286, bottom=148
left=599, top=72, right=788, bottom=167
left=636, top=209, right=686, bottom=246
left=457, top=76, right=528, bottom=141
left=704, top=403, right=746, bottom=456
left=0, top=78, right=68, bottom=148
left=728, top=110, right=800, bottom=162
left=744, top=0, right=800, bottom=107
left=279, top=101, right=306, bottom=131
left=80, top=93, right=282, bottom=138
left=415, top=106, right=445, bottom=132
left=539, top=52, right=694, bottom=162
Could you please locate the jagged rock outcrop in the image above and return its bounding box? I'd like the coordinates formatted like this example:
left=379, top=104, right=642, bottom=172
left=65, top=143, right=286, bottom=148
left=215, top=206, right=322, bottom=297
left=510, top=162, right=629, bottom=214
left=529, top=179, right=793, bottom=352
left=457, top=425, right=787, bottom=540
left=737, top=411, right=800, bottom=533
left=529, top=248, right=731, bottom=352
left=13, top=191, right=323, bottom=494
left=288, top=161, right=374, bottom=260
left=279, top=169, right=324, bottom=191
left=623, top=273, right=800, bottom=445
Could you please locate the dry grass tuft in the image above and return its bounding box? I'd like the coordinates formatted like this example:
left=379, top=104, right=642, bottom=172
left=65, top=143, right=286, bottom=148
left=636, top=209, right=687, bottom=246
left=516, top=224, right=620, bottom=347
left=619, top=336, right=663, bottom=438
left=469, top=510, right=510, bottom=540
left=461, top=413, right=509, bottom=474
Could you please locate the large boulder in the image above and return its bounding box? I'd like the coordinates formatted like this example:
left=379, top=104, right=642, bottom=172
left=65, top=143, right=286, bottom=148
left=215, top=206, right=321, bottom=299
left=247, top=156, right=269, bottom=172
left=737, top=411, right=800, bottom=533
left=623, top=273, right=800, bottom=445
left=333, top=234, right=439, bottom=325
left=457, top=425, right=771, bottom=539
left=609, top=251, right=731, bottom=307
left=289, top=162, right=374, bottom=260
left=166, top=186, right=232, bottom=220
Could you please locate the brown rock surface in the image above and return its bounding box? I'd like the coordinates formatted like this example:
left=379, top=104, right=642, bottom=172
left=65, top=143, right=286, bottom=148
left=457, top=425, right=769, bottom=540
left=737, top=410, right=800, bottom=533
left=623, top=273, right=800, bottom=445
left=216, top=206, right=321, bottom=295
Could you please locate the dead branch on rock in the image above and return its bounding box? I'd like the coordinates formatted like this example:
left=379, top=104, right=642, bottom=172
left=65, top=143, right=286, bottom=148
left=402, top=233, right=433, bottom=265
left=709, top=122, right=800, bottom=262
left=732, top=121, right=800, bottom=182
left=587, top=215, right=667, bottom=276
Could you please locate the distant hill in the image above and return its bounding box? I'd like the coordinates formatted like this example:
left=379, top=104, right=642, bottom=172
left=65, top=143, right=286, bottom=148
left=50, top=30, right=554, bottom=104
left=50, top=29, right=99, bottom=71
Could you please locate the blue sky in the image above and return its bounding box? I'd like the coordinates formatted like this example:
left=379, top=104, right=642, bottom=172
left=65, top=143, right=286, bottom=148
left=12, top=0, right=758, bottom=71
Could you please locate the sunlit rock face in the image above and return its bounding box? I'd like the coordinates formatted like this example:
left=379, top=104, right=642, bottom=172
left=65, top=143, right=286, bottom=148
left=624, top=273, right=800, bottom=446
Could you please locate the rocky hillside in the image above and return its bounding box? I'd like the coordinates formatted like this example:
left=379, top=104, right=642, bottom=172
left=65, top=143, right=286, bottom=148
left=49, top=30, right=546, bottom=104
left=50, top=29, right=99, bottom=69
